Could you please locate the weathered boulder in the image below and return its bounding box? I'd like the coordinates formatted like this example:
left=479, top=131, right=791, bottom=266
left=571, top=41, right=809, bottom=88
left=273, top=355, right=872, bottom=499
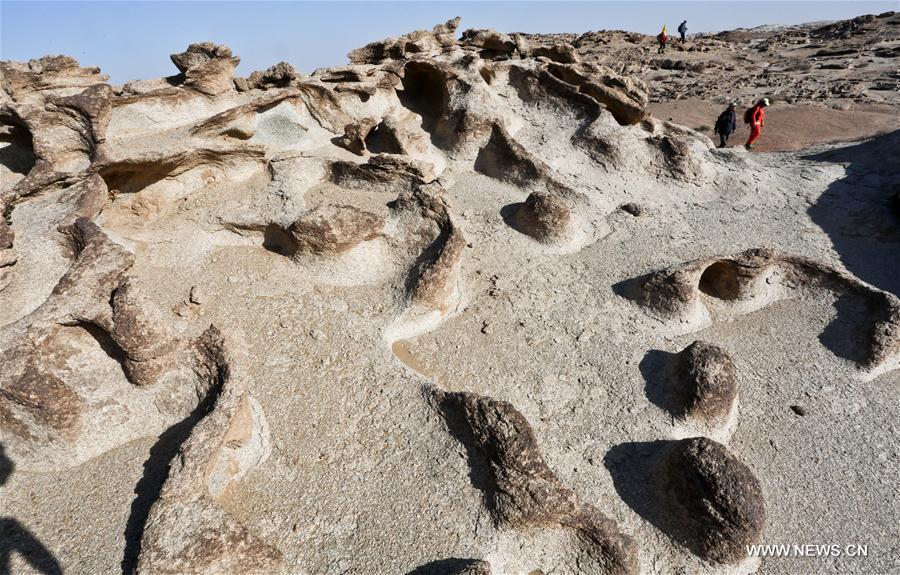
left=534, top=43, right=579, bottom=63
left=331, top=153, right=435, bottom=193
left=666, top=437, right=766, bottom=563
left=237, top=61, right=297, bottom=91
left=109, top=279, right=179, bottom=386
left=170, top=42, right=240, bottom=96
left=460, top=29, right=517, bottom=56
left=436, top=390, right=638, bottom=575
left=515, top=191, right=572, bottom=243
left=335, top=118, right=378, bottom=156
left=673, top=341, right=738, bottom=422
left=0, top=360, right=83, bottom=435
left=287, top=204, right=384, bottom=256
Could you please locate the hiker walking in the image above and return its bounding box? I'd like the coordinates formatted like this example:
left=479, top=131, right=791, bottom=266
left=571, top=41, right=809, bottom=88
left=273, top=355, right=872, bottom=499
left=657, top=25, right=668, bottom=53
left=714, top=102, right=738, bottom=148
left=744, top=98, right=770, bottom=150
left=678, top=20, right=688, bottom=43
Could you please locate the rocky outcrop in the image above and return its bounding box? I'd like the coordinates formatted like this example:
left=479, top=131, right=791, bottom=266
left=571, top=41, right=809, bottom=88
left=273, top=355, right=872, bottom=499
left=136, top=326, right=281, bottom=575
left=0, top=219, right=180, bottom=460
left=626, top=249, right=900, bottom=377
left=544, top=62, right=648, bottom=125
left=331, top=153, right=435, bottom=193
left=394, top=184, right=466, bottom=312
left=474, top=124, right=572, bottom=196
left=236, top=61, right=298, bottom=91
left=170, top=42, right=240, bottom=96
left=335, top=117, right=378, bottom=155
left=666, top=437, right=766, bottom=564
left=348, top=18, right=461, bottom=64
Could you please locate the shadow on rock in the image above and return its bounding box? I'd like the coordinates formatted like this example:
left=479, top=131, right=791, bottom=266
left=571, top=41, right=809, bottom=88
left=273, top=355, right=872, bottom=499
left=805, top=131, right=900, bottom=296
left=818, top=291, right=881, bottom=365
left=603, top=441, right=690, bottom=551
left=120, top=391, right=219, bottom=574
left=0, top=443, right=64, bottom=575
left=499, top=202, right=525, bottom=235
left=407, top=557, right=486, bottom=575
left=638, top=349, right=680, bottom=416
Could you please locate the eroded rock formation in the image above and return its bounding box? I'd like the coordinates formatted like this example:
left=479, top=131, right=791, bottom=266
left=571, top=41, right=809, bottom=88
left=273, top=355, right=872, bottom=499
left=1, top=15, right=896, bottom=575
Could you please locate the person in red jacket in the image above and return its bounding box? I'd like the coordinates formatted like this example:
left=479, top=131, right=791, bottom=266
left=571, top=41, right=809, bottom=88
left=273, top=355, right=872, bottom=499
left=745, top=98, right=770, bottom=150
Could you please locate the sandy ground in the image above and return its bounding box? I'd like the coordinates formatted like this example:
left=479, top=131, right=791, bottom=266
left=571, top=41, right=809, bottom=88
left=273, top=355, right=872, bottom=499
left=648, top=101, right=900, bottom=151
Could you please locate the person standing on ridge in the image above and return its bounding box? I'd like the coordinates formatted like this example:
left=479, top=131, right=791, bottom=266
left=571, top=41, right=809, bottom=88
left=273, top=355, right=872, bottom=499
left=744, top=98, right=770, bottom=150
left=678, top=20, right=688, bottom=43
left=658, top=25, right=668, bottom=53
left=714, top=102, right=738, bottom=148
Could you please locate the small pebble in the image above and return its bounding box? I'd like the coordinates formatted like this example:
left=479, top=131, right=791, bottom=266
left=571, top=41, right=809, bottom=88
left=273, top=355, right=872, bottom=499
left=790, top=405, right=807, bottom=416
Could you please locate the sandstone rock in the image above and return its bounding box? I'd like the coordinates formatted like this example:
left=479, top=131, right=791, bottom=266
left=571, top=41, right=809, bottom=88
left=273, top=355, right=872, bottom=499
left=242, top=61, right=297, bottom=90
left=532, top=43, right=580, bottom=63
left=136, top=497, right=282, bottom=575
left=109, top=279, right=178, bottom=386
left=439, top=390, right=577, bottom=526
left=460, top=29, right=517, bottom=56
left=288, top=204, right=384, bottom=256
left=0, top=360, right=82, bottom=435
left=331, top=153, right=435, bottom=193
left=674, top=341, right=738, bottom=421
left=666, top=437, right=766, bottom=563
left=515, top=192, right=571, bottom=243
left=474, top=124, right=571, bottom=195
left=335, top=118, right=378, bottom=155
left=436, top=390, right=638, bottom=575
left=545, top=62, right=648, bottom=125
left=170, top=42, right=240, bottom=96
left=348, top=18, right=461, bottom=64
left=137, top=326, right=280, bottom=574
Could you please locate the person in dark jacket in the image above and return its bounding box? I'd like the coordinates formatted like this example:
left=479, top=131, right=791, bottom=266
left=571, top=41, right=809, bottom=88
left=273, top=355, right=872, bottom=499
left=714, top=102, right=738, bottom=148
left=678, top=20, right=688, bottom=43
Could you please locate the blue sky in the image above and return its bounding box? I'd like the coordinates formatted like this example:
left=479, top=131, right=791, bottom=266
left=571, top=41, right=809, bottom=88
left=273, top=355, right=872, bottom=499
left=2, top=1, right=896, bottom=83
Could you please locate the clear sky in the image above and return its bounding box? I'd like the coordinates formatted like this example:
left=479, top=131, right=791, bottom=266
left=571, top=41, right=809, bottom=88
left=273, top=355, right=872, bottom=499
left=2, top=1, right=896, bottom=84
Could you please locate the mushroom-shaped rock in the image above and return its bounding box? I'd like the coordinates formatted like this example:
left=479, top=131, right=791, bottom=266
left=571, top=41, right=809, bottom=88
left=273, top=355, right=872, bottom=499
left=515, top=192, right=572, bottom=243
left=674, top=341, right=738, bottom=422
left=170, top=42, right=240, bottom=96
left=288, top=204, right=384, bottom=256
left=666, top=437, right=766, bottom=563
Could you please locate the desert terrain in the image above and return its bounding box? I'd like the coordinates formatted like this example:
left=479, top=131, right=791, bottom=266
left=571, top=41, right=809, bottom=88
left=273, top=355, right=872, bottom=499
left=0, top=11, right=898, bottom=575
